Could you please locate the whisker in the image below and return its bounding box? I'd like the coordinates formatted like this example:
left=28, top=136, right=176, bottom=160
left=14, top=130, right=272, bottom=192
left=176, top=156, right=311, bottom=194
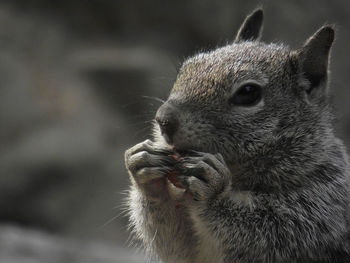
left=125, top=119, right=154, bottom=127
left=99, top=214, right=122, bottom=229
left=129, top=111, right=156, bottom=119
left=133, top=125, right=153, bottom=138
left=141, top=95, right=165, bottom=104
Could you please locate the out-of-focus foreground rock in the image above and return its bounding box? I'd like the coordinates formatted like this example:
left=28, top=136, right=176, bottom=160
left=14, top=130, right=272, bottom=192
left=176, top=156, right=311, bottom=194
left=0, top=0, right=349, bottom=261
left=0, top=225, right=146, bottom=263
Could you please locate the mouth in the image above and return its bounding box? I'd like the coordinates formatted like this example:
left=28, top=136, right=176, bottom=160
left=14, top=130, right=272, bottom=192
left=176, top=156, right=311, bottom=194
left=157, top=129, right=194, bottom=156
left=163, top=141, right=191, bottom=156
left=173, top=147, right=190, bottom=156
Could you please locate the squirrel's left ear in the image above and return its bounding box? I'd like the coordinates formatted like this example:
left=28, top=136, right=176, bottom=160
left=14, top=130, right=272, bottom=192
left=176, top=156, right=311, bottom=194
left=234, top=9, right=264, bottom=42
left=296, top=26, right=335, bottom=96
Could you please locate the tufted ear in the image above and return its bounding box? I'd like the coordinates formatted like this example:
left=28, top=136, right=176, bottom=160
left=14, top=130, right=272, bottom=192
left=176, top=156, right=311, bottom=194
left=296, top=26, right=335, bottom=96
left=235, top=9, right=264, bottom=42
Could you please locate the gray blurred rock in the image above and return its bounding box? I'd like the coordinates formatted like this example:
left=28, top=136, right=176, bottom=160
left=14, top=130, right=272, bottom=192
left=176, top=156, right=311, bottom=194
left=0, top=225, right=147, bottom=263
left=0, top=6, right=174, bottom=245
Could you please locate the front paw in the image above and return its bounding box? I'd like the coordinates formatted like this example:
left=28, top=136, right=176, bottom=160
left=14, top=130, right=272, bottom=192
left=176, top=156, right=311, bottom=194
left=175, top=152, right=230, bottom=201
left=125, top=139, right=176, bottom=198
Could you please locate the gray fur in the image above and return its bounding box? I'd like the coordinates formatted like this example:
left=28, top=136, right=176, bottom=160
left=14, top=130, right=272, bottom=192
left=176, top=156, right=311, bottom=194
left=125, top=9, right=350, bottom=263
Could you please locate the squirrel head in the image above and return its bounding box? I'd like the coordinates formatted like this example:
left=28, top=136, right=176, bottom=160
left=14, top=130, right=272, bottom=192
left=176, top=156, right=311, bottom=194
left=155, top=9, right=336, bottom=187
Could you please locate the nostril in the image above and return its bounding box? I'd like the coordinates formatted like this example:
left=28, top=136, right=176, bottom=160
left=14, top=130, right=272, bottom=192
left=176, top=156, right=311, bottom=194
left=157, top=117, right=175, bottom=135
left=155, top=117, right=169, bottom=129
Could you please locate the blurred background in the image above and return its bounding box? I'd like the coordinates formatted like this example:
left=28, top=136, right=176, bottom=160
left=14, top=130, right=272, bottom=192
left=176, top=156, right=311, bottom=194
left=0, top=0, right=349, bottom=262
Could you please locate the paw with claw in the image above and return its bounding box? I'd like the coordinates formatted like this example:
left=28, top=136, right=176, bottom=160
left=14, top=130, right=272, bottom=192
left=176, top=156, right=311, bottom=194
left=125, top=139, right=177, bottom=198
left=175, top=152, right=230, bottom=202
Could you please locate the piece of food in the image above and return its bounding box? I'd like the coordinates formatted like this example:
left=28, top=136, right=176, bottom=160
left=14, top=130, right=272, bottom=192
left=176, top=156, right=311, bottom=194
left=169, top=153, right=181, bottom=161
left=167, top=171, right=184, bottom=189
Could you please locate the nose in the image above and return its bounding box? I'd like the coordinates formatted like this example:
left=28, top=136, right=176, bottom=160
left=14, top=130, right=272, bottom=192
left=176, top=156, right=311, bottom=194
left=155, top=103, right=179, bottom=144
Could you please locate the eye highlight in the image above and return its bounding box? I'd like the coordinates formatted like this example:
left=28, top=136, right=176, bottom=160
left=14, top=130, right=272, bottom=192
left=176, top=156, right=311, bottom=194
left=229, top=83, right=262, bottom=106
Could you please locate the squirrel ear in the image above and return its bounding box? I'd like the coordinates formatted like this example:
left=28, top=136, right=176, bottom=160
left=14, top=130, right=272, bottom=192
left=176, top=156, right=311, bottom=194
left=234, top=9, right=264, bottom=43
left=297, top=26, right=335, bottom=95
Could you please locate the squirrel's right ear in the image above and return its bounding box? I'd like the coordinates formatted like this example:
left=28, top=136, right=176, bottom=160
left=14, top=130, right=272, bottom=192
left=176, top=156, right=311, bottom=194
left=234, top=9, right=264, bottom=43
left=295, top=26, right=335, bottom=97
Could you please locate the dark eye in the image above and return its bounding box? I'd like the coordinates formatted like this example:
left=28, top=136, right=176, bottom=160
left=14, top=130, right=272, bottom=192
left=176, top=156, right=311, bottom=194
left=229, top=84, right=262, bottom=106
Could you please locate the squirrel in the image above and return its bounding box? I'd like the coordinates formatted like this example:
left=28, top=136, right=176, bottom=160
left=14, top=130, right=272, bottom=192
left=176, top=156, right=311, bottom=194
left=125, top=9, right=350, bottom=263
